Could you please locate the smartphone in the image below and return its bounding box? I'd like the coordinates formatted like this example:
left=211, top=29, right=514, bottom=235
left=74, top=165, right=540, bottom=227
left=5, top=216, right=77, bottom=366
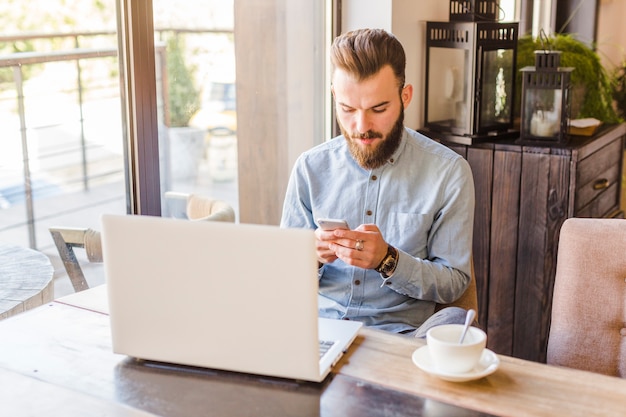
left=317, top=218, right=350, bottom=231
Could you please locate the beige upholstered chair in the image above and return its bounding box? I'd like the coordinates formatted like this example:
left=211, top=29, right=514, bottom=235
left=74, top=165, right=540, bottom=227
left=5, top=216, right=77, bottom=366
left=164, top=191, right=236, bottom=222
left=547, top=217, right=626, bottom=378
left=185, top=194, right=236, bottom=222
left=50, top=194, right=235, bottom=292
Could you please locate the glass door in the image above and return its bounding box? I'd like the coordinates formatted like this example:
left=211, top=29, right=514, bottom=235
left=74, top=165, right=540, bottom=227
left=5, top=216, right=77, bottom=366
left=151, top=0, right=238, bottom=219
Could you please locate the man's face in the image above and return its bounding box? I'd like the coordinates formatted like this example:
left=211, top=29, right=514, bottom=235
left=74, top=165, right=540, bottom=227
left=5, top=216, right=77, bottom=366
left=332, top=65, right=412, bottom=169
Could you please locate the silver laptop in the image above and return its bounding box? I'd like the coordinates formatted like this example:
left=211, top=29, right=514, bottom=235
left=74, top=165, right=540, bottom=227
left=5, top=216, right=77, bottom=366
left=101, top=214, right=362, bottom=382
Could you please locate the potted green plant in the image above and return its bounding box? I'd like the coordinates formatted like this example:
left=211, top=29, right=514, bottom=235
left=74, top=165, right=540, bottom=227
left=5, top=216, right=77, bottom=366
left=166, top=35, right=201, bottom=127
left=163, top=35, right=204, bottom=182
left=610, top=61, right=626, bottom=212
left=516, top=34, right=621, bottom=124
left=611, top=61, right=626, bottom=120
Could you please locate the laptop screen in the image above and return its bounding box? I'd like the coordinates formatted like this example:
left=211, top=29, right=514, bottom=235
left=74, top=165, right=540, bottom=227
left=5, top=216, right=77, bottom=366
left=102, top=214, right=359, bottom=382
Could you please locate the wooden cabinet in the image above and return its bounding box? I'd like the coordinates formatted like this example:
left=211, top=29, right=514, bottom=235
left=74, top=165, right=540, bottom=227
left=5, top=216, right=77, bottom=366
left=433, top=124, right=625, bottom=362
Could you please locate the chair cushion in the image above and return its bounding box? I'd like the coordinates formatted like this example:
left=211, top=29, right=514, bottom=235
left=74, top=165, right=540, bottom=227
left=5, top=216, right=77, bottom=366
left=186, top=194, right=235, bottom=222
left=85, top=229, right=103, bottom=263
left=435, top=258, right=478, bottom=322
left=547, top=218, right=626, bottom=377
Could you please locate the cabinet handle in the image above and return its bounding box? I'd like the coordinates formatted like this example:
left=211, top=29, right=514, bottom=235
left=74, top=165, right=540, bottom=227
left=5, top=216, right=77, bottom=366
left=593, top=178, right=610, bottom=190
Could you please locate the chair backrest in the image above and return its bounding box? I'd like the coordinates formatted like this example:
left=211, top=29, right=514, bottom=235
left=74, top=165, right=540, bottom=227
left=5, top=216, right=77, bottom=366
left=547, top=217, right=626, bottom=378
left=435, top=258, right=478, bottom=322
left=49, top=227, right=102, bottom=292
left=50, top=195, right=235, bottom=293
left=186, top=194, right=236, bottom=222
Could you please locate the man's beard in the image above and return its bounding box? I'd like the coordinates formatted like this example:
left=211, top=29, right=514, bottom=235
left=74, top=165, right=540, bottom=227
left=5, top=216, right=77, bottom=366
left=341, top=106, right=404, bottom=170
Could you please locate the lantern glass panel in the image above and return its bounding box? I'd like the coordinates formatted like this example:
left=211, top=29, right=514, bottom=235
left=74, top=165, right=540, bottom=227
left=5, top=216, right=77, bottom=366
left=480, top=48, right=514, bottom=128
left=523, top=88, right=562, bottom=138
left=426, top=46, right=470, bottom=132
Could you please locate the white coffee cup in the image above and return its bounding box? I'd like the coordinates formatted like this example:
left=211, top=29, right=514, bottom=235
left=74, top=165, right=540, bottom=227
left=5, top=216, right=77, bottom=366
left=426, top=324, right=487, bottom=374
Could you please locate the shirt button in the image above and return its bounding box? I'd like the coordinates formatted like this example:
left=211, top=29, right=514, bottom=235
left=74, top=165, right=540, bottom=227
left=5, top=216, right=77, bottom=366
left=354, top=280, right=361, bottom=285
left=371, top=175, right=377, bottom=181
left=366, top=210, right=373, bottom=216
left=385, top=281, right=391, bottom=285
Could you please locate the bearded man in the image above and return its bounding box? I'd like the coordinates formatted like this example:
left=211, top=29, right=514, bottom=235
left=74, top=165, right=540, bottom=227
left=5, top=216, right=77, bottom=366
left=280, top=28, right=476, bottom=337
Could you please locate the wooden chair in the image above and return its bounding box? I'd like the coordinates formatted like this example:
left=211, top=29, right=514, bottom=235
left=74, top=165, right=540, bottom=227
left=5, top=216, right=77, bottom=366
left=49, top=227, right=102, bottom=293
left=547, top=218, right=626, bottom=377
left=435, top=258, right=478, bottom=323
left=49, top=194, right=235, bottom=292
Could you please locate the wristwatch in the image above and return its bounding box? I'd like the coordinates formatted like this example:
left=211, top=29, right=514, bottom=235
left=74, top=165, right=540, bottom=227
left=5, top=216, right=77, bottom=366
left=375, top=245, right=398, bottom=278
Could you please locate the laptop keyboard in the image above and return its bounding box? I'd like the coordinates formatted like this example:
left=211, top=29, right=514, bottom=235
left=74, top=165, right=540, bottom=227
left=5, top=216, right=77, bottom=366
left=319, top=339, right=336, bottom=358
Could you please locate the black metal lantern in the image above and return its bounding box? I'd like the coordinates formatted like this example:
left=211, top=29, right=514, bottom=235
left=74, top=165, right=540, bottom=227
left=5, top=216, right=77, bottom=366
left=423, top=21, right=519, bottom=144
left=449, top=0, right=500, bottom=22
left=519, top=50, right=573, bottom=142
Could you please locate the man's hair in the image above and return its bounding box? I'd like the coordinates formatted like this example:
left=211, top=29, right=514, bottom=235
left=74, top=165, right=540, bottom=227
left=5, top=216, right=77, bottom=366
left=330, top=28, right=406, bottom=89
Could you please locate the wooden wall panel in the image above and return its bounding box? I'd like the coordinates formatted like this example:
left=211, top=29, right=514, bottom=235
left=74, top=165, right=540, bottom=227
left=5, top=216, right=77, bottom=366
left=513, top=148, right=551, bottom=361
left=487, top=148, right=521, bottom=355
left=466, top=147, right=493, bottom=329
left=445, top=144, right=467, bottom=159
left=537, top=154, right=571, bottom=361
left=441, top=125, right=624, bottom=362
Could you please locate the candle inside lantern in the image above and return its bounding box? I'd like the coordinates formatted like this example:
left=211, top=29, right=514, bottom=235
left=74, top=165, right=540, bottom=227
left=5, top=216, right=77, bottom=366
left=530, top=110, right=558, bottom=137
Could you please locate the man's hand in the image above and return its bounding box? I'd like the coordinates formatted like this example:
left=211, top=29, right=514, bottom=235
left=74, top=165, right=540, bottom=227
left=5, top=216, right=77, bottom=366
left=315, top=224, right=388, bottom=269
left=314, top=227, right=340, bottom=265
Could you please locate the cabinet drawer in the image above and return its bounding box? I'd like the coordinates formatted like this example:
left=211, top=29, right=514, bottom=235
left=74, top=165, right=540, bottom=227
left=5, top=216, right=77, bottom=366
left=574, top=137, right=622, bottom=213
left=576, top=181, right=620, bottom=217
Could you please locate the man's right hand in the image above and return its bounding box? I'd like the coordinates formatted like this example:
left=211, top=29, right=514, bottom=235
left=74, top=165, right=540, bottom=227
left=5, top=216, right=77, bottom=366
left=315, top=228, right=340, bottom=264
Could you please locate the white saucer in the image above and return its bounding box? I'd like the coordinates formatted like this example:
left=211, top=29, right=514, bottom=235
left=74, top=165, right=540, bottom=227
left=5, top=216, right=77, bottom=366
left=411, top=345, right=500, bottom=382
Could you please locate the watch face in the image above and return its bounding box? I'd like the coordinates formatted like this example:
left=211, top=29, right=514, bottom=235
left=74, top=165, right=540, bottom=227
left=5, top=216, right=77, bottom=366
left=382, top=256, right=396, bottom=272
left=376, top=246, right=397, bottom=275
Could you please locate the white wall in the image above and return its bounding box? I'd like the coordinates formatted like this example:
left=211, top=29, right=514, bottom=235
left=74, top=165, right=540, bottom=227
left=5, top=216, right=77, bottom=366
left=342, top=0, right=393, bottom=30
left=235, top=0, right=327, bottom=224
left=341, top=0, right=448, bottom=129
left=597, top=0, right=626, bottom=70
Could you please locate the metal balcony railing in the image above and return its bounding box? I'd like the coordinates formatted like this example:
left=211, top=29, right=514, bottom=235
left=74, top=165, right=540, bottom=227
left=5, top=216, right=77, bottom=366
left=0, top=29, right=233, bottom=250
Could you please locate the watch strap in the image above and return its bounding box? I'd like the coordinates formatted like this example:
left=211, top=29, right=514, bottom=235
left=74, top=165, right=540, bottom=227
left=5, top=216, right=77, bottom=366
left=375, top=245, right=398, bottom=277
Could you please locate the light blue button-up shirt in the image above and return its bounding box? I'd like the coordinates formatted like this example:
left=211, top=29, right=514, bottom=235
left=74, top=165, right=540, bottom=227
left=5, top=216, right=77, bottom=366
left=280, top=127, right=475, bottom=333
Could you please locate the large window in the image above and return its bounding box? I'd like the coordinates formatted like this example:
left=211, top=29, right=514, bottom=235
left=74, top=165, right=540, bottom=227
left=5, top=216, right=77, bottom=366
left=151, top=1, right=238, bottom=218
left=0, top=3, right=127, bottom=271
left=500, top=0, right=519, bottom=22
left=0, top=1, right=237, bottom=296
left=1, top=0, right=328, bottom=297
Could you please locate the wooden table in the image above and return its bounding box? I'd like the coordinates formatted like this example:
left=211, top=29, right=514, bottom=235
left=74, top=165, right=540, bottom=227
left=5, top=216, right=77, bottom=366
left=2, top=286, right=626, bottom=417
left=0, top=242, right=54, bottom=320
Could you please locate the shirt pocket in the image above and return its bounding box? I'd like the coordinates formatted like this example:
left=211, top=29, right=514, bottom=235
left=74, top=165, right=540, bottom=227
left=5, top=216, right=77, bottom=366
left=385, top=212, right=431, bottom=258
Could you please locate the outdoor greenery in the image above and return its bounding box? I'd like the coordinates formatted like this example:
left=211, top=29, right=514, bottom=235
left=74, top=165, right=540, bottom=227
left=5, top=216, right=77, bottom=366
left=0, top=0, right=114, bottom=87
left=516, top=33, right=622, bottom=124
left=166, top=35, right=201, bottom=127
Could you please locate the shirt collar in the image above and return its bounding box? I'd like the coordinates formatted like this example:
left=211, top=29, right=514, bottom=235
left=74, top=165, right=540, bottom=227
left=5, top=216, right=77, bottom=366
left=386, top=127, right=408, bottom=166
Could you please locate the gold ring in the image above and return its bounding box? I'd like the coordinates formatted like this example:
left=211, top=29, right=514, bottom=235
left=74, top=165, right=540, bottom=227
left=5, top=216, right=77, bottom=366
left=355, top=239, right=364, bottom=251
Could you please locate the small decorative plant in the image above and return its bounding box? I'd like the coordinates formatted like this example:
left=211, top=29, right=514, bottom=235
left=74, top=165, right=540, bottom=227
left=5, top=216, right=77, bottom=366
left=166, top=35, right=201, bottom=127
left=611, top=61, right=626, bottom=120
left=516, top=33, right=621, bottom=124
